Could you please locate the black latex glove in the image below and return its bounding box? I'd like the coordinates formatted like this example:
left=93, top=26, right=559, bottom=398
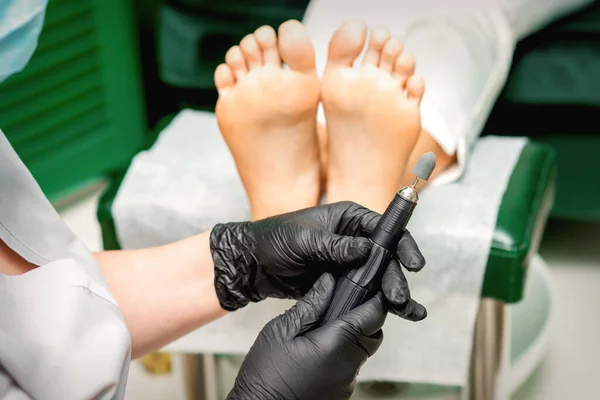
left=210, top=201, right=426, bottom=320
left=227, top=274, right=386, bottom=400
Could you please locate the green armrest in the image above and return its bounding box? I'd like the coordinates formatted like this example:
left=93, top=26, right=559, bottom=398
left=97, top=130, right=556, bottom=304
left=482, top=142, right=556, bottom=303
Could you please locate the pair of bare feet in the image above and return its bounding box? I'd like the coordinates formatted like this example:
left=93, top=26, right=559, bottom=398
left=215, top=19, right=424, bottom=220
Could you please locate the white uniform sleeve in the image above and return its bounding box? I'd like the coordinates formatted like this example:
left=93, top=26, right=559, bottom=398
left=0, top=260, right=131, bottom=400
left=0, top=130, right=131, bottom=399
left=403, top=12, right=515, bottom=185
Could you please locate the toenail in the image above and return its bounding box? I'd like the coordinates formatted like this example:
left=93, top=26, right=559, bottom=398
left=241, top=35, right=254, bottom=46
left=226, top=47, right=241, bottom=61
left=343, top=19, right=367, bottom=31
left=371, top=29, right=390, bottom=43
left=384, top=45, right=401, bottom=56
left=401, top=52, right=414, bottom=63
left=256, top=25, right=273, bottom=34
left=255, top=27, right=275, bottom=42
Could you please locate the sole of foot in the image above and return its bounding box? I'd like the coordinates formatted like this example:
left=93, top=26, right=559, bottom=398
left=215, top=20, right=322, bottom=220
left=322, top=19, right=425, bottom=213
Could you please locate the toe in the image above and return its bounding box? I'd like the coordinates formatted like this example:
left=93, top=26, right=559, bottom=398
left=406, top=75, right=425, bottom=104
left=214, top=63, right=235, bottom=94
left=379, top=38, right=403, bottom=74
left=225, top=46, right=247, bottom=80
left=362, top=27, right=390, bottom=67
left=327, top=19, right=367, bottom=67
left=255, top=25, right=281, bottom=67
left=240, top=34, right=263, bottom=70
left=278, top=19, right=316, bottom=72
left=394, top=50, right=416, bottom=88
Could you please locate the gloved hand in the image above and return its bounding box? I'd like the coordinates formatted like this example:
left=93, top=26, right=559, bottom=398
left=227, top=274, right=386, bottom=400
left=210, top=201, right=426, bottom=320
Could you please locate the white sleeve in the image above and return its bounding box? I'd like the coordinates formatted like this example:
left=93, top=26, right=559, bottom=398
left=0, top=260, right=131, bottom=400
left=404, top=12, right=516, bottom=184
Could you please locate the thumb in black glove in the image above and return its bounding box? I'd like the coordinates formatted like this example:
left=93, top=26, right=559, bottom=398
left=227, top=273, right=386, bottom=400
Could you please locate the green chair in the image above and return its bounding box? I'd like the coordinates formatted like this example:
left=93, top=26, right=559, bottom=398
left=0, top=0, right=147, bottom=201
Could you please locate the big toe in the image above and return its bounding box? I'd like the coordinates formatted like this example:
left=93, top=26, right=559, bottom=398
left=278, top=20, right=316, bottom=72
left=327, top=19, right=367, bottom=67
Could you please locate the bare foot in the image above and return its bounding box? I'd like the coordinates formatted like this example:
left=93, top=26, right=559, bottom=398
left=322, top=20, right=425, bottom=213
left=215, top=20, right=321, bottom=220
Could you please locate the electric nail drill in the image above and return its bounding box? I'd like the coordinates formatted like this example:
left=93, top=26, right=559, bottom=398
left=323, top=152, right=437, bottom=323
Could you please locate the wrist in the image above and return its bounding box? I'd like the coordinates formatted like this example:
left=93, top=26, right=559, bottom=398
left=210, top=222, right=265, bottom=311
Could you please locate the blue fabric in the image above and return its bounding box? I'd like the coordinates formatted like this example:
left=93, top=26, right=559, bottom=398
left=0, top=0, right=47, bottom=83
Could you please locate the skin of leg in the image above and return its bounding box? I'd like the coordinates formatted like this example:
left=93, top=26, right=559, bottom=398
left=321, top=20, right=426, bottom=213
left=215, top=21, right=322, bottom=220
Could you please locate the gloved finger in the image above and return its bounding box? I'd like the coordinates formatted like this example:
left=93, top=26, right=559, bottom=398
left=329, top=202, right=425, bottom=269
left=335, top=204, right=425, bottom=272
left=381, top=259, right=427, bottom=321
left=381, top=258, right=411, bottom=306
left=283, top=273, right=336, bottom=338
left=333, top=201, right=381, bottom=237
left=318, top=232, right=373, bottom=265
left=389, top=298, right=427, bottom=321
left=334, top=293, right=387, bottom=356
left=338, top=292, right=388, bottom=337
left=396, top=231, right=426, bottom=272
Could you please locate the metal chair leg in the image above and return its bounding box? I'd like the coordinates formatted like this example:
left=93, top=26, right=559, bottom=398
left=178, top=354, right=218, bottom=400
left=465, top=299, right=511, bottom=400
